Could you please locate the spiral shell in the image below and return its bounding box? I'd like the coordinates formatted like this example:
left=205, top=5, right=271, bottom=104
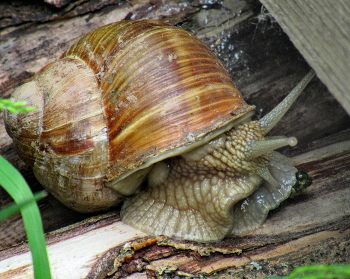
left=5, top=20, right=254, bottom=212
left=63, top=20, right=254, bottom=182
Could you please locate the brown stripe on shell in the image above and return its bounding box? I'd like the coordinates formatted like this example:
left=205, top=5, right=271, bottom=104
left=62, top=20, right=254, bottom=180
left=36, top=58, right=107, bottom=156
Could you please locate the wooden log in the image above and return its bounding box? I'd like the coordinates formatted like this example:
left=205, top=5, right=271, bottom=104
left=0, top=140, right=349, bottom=278
left=0, top=0, right=349, bottom=277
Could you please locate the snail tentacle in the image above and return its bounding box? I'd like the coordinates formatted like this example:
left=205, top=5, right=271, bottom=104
left=244, top=136, right=297, bottom=160
left=255, top=166, right=280, bottom=188
left=259, top=69, right=315, bottom=135
left=122, top=121, right=270, bottom=241
left=5, top=19, right=316, bottom=242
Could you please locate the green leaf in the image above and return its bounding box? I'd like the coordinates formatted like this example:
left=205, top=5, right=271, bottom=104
left=289, top=264, right=350, bottom=279
left=0, top=99, right=35, bottom=114
left=0, top=99, right=13, bottom=104
left=265, top=264, right=350, bottom=279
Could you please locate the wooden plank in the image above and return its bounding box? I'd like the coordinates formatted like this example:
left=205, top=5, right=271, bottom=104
left=0, top=140, right=349, bottom=278
left=0, top=216, right=147, bottom=279
left=261, top=0, right=350, bottom=115
left=1, top=0, right=350, bottom=277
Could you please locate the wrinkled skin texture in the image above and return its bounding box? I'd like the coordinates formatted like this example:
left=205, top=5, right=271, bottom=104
left=4, top=19, right=315, bottom=242
left=121, top=69, right=315, bottom=242
left=121, top=122, right=296, bottom=242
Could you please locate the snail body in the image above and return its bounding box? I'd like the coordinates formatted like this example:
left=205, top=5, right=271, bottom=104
left=5, top=20, right=314, bottom=242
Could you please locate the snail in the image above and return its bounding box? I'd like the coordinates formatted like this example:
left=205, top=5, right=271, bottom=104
left=5, top=19, right=315, bottom=242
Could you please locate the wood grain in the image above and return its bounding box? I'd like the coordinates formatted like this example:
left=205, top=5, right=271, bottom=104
left=0, top=0, right=349, bottom=278
left=0, top=140, right=349, bottom=278
left=261, top=0, right=350, bottom=115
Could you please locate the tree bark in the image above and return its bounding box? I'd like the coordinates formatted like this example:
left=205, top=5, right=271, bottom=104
left=0, top=0, right=349, bottom=278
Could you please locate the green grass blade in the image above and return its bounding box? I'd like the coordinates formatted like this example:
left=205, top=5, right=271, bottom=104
left=0, top=156, right=52, bottom=279
left=0, top=190, right=47, bottom=221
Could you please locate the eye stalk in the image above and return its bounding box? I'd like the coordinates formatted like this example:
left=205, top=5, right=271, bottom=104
left=259, top=70, right=316, bottom=135
left=244, top=136, right=298, bottom=160
left=4, top=18, right=316, bottom=242
left=121, top=70, right=316, bottom=241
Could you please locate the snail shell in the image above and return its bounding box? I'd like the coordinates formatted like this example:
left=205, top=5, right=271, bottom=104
left=5, top=19, right=314, bottom=241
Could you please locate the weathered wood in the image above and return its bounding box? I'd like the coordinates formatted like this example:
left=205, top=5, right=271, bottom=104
left=0, top=213, right=148, bottom=279
left=0, top=0, right=349, bottom=277
left=261, top=0, right=350, bottom=116
left=0, top=140, right=349, bottom=278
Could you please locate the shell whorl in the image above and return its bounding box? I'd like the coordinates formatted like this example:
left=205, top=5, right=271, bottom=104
left=62, top=19, right=254, bottom=181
